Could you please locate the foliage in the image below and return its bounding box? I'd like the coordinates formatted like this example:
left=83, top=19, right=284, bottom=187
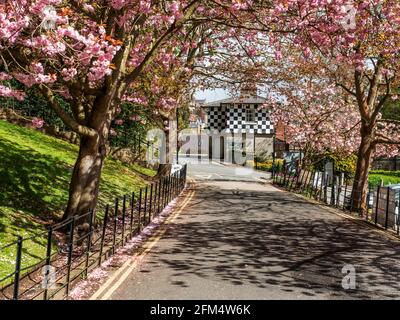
left=0, top=81, right=71, bottom=130
left=370, top=170, right=400, bottom=178
left=256, top=159, right=284, bottom=172
left=109, top=103, right=156, bottom=148
left=326, top=152, right=357, bottom=175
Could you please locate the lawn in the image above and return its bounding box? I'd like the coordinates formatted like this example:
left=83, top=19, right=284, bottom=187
left=0, top=120, right=155, bottom=282
left=369, top=171, right=400, bottom=188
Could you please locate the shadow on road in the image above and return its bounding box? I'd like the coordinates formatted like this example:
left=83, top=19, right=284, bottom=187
left=145, top=181, right=400, bottom=299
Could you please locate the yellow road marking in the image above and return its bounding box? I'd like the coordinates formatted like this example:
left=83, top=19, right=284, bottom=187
left=90, top=187, right=196, bottom=300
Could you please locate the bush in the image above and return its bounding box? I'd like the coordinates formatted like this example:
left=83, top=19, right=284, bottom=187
left=255, top=159, right=284, bottom=172
left=312, top=152, right=357, bottom=175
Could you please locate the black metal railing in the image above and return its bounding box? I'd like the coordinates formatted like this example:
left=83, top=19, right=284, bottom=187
left=273, top=166, right=400, bottom=234
left=0, top=164, right=187, bottom=300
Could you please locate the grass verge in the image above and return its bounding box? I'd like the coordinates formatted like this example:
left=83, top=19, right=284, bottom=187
left=0, top=120, right=155, bottom=281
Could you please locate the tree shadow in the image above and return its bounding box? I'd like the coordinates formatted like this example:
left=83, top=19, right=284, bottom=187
left=144, top=182, right=400, bottom=299
left=0, top=138, right=71, bottom=222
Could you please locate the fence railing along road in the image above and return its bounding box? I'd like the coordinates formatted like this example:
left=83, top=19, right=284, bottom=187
left=273, top=167, right=400, bottom=235
left=0, top=164, right=187, bottom=300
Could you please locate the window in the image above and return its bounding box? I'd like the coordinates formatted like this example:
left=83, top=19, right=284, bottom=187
left=245, top=109, right=256, bottom=122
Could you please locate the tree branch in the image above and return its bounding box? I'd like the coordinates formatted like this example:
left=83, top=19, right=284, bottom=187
left=39, top=85, right=98, bottom=138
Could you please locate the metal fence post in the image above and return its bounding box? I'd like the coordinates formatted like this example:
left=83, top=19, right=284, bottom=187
left=43, top=227, right=53, bottom=300
left=84, top=209, right=94, bottom=278
left=173, top=173, right=176, bottom=197
left=157, top=179, right=162, bottom=214
left=366, top=185, right=371, bottom=221
left=184, top=164, right=187, bottom=186
left=375, top=185, right=381, bottom=225
left=112, top=198, right=118, bottom=254
left=164, top=175, right=169, bottom=207
left=138, top=188, right=142, bottom=232
left=121, top=195, right=126, bottom=246
left=166, top=175, right=170, bottom=203
left=302, top=170, right=310, bottom=194
left=130, top=192, right=135, bottom=237
left=295, top=169, right=301, bottom=190
left=336, top=176, right=341, bottom=208
left=174, top=172, right=177, bottom=197
left=143, top=186, right=148, bottom=226
left=13, top=236, right=23, bottom=300
left=307, top=171, right=315, bottom=198
left=349, top=181, right=355, bottom=213
left=65, top=217, right=75, bottom=297
left=385, top=187, right=390, bottom=230
left=165, top=175, right=169, bottom=207
left=149, top=184, right=153, bottom=224
left=153, top=182, right=158, bottom=216
left=99, top=205, right=109, bottom=266
left=169, top=174, right=173, bottom=202
left=343, top=180, right=348, bottom=210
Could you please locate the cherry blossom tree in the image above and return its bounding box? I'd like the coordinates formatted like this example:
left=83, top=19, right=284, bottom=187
left=270, top=82, right=361, bottom=163
left=203, top=0, right=400, bottom=213
left=0, top=0, right=214, bottom=224
left=269, top=0, right=400, bottom=212
left=0, top=0, right=268, bottom=224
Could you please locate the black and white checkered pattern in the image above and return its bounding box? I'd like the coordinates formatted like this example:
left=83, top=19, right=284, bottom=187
left=206, top=104, right=272, bottom=134
left=255, top=108, right=272, bottom=134
left=226, top=104, right=272, bottom=134
left=207, top=107, right=226, bottom=131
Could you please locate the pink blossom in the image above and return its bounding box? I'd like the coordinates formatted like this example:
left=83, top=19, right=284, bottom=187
left=31, top=117, right=45, bottom=128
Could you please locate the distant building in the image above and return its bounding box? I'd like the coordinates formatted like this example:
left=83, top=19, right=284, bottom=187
left=200, top=92, right=286, bottom=161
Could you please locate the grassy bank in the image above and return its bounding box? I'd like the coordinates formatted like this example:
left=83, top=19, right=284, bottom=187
left=0, top=120, right=155, bottom=281
left=369, top=170, right=400, bottom=187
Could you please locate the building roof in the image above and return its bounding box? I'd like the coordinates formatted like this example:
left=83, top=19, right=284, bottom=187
left=201, top=95, right=267, bottom=107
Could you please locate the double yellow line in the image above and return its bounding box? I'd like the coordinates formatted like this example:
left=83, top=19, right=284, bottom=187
left=90, top=188, right=196, bottom=300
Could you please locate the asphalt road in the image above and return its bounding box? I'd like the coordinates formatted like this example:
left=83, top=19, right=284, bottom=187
left=107, top=159, right=400, bottom=299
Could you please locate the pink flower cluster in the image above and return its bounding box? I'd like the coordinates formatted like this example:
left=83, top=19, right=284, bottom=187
left=31, top=117, right=45, bottom=128
left=13, top=62, right=57, bottom=87
left=0, top=85, right=25, bottom=101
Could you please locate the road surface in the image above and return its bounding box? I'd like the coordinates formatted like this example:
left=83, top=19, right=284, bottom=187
left=104, top=159, right=400, bottom=299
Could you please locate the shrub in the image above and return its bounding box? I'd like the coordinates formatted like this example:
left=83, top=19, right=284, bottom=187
left=255, top=159, right=284, bottom=172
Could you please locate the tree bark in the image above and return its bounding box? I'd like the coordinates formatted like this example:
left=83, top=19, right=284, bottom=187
left=351, top=123, right=375, bottom=214
left=62, top=132, right=107, bottom=226
left=156, top=127, right=171, bottom=177
left=61, top=94, right=113, bottom=229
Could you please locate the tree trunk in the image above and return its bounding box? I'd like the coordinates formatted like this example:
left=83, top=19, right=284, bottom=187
left=62, top=129, right=107, bottom=228
left=351, top=124, right=374, bottom=214
left=156, top=127, right=171, bottom=177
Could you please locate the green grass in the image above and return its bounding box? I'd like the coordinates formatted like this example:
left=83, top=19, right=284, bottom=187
left=0, top=119, right=155, bottom=281
left=368, top=174, right=400, bottom=188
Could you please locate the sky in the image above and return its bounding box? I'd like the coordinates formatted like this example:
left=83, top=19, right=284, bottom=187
left=194, top=88, right=229, bottom=103
left=194, top=87, right=272, bottom=103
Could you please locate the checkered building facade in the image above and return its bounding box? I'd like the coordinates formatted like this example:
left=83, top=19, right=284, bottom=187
left=206, top=104, right=273, bottom=135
